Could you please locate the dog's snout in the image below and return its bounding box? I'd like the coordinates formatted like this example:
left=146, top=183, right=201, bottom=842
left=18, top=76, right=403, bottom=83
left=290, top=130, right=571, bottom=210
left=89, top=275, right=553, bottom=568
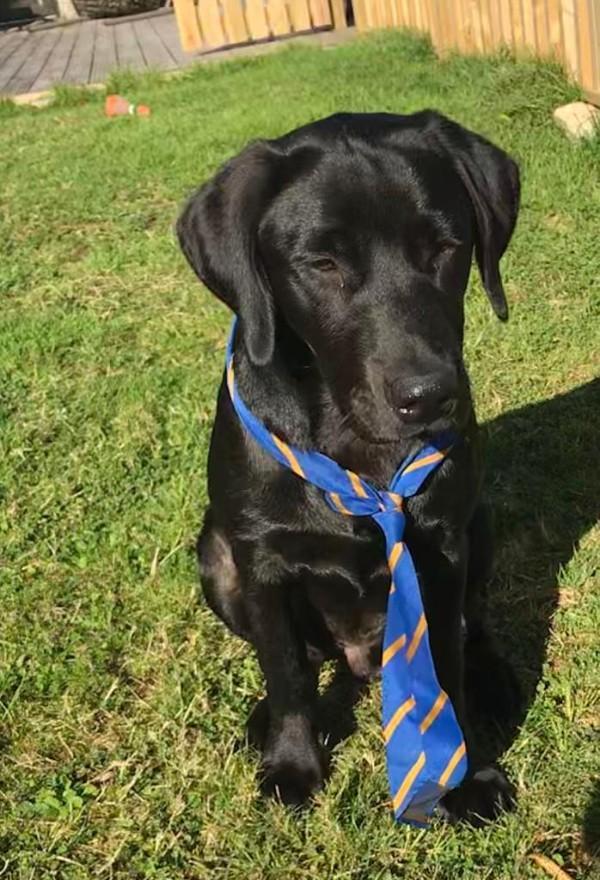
left=387, top=373, right=459, bottom=424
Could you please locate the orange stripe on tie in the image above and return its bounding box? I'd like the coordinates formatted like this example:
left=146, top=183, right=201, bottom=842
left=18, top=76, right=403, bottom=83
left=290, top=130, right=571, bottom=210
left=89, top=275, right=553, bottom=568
left=382, top=634, right=407, bottom=668
left=392, top=751, right=426, bottom=812
left=406, top=613, right=427, bottom=662
left=402, top=450, right=446, bottom=476
left=347, top=470, right=368, bottom=498
left=383, top=695, right=416, bottom=743
left=271, top=434, right=306, bottom=479
left=388, top=542, right=404, bottom=572
left=388, top=492, right=403, bottom=511
left=226, top=361, right=235, bottom=396
left=439, top=741, right=466, bottom=787
left=330, top=492, right=352, bottom=515
left=419, top=690, right=448, bottom=734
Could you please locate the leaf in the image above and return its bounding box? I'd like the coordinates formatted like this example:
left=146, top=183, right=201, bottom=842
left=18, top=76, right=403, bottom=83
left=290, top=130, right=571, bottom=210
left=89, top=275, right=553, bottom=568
left=530, top=853, right=573, bottom=880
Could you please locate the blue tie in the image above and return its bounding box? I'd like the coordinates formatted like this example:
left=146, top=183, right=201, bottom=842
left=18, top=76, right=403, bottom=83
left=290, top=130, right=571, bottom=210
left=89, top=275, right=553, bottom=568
left=225, top=319, right=467, bottom=825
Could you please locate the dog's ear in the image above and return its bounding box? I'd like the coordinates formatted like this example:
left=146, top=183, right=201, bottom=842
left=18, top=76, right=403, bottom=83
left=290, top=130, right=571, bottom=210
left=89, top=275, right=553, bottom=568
left=429, top=114, right=520, bottom=320
left=176, top=141, right=284, bottom=366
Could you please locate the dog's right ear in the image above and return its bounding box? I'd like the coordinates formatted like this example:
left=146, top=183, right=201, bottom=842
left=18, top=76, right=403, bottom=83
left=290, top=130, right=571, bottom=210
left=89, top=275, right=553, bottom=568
left=176, top=141, right=283, bottom=366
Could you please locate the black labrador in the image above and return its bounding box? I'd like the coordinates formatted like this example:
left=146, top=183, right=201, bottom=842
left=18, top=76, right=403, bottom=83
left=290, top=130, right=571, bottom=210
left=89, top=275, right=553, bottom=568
left=177, top=111, right=522, bottom=825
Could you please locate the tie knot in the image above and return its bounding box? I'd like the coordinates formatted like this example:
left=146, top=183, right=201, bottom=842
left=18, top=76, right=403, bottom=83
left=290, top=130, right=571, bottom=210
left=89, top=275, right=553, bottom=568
left=381, top=491, right=404, bottom=513
left=326, top=488, right=404, bottom=518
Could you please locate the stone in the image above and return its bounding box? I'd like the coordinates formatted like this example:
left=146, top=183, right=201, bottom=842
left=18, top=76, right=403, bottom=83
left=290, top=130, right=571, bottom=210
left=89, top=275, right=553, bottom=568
left=553, top=101, right=600, bottom=141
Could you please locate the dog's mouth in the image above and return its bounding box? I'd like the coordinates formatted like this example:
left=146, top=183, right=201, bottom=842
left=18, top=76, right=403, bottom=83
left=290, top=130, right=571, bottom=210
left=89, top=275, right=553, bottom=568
left=345, top=398, right=470, bottom=446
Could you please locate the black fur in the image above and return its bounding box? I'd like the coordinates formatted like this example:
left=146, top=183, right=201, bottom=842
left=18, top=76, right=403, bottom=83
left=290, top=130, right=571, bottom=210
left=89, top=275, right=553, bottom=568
left=177, top=111, right=521, bottom=824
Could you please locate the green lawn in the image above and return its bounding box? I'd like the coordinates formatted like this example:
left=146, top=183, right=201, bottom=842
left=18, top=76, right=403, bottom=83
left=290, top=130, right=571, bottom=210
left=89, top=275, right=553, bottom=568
left=1, top=30, right=599, bottom=880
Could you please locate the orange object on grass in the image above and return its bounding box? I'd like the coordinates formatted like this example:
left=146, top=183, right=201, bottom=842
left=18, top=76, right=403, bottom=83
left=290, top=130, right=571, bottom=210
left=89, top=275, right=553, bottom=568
left=105, top=94, right=151, bottom=117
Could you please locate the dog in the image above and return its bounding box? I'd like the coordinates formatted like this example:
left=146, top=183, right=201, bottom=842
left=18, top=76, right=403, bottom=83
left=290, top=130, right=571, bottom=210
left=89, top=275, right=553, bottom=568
left=177, top=111, right=521, bottom=825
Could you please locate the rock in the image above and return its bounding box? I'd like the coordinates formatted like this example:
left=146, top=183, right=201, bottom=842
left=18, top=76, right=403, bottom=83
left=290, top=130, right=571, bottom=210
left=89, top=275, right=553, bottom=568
left=553, top=101, right=600, bottom=141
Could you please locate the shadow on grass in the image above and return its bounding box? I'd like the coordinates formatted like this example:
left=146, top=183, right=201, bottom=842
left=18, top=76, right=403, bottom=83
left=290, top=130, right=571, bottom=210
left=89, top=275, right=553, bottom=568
left=482, top=378, right=599, bottom=757
left=584, top=779, right=600, bottom=861
left=478, top=376, right=599, bottom=851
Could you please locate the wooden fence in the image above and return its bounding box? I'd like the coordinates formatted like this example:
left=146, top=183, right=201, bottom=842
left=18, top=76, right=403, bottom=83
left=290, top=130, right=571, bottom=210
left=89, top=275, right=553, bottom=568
left=173, top=0, right=346, bottom=52
left=172, top=0, right=600, bottom=104
left=352, top=0, right=600, bottom=105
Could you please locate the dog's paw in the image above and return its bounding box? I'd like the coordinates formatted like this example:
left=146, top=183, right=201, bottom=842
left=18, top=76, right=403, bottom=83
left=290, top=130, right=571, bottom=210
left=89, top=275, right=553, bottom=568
left=260, top=720, right=327, bottom=807
left=260, top=753, right=326, bottom=807
left=438, top=766, right=516, bottom=827
left=466, top=646, right=522, bottom=725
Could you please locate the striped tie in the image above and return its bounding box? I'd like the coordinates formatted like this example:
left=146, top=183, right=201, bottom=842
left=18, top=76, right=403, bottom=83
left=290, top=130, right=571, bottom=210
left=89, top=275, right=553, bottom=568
left=225, top=318, right=467, bottom=825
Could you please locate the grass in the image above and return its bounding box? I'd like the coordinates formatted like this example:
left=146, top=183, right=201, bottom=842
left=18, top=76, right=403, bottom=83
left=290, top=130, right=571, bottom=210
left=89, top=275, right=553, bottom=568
left=1, top=30, right=599, bottom=880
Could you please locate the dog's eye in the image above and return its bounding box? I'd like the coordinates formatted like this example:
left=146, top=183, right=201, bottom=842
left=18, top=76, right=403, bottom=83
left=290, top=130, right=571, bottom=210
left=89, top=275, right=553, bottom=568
left=309, top=257, right=346, bottom=289
left=311, top=257, right=338, bottom=273
left=439, top=238, right=462, bottom=254
left=426, top=238, right=462, bottom=272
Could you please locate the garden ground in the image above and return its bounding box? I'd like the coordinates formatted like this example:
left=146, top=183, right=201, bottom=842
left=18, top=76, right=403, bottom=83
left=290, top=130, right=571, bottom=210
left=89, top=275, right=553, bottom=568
left=1, top=31, right=599, bottom=879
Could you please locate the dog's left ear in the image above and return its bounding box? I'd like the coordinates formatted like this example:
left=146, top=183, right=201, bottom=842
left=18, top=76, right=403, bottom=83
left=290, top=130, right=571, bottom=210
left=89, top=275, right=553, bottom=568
left=430, top=114, right=520, bottom=320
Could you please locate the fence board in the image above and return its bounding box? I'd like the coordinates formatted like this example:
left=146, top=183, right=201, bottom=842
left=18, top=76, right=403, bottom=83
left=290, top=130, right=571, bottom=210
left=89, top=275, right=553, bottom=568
left=535, top=0, right=551, bottom=53
left=456, top=0, right=473, bottom=50
left=173, top=0, right=202, bottom=51
left=438, top=0, right=456, bottom=51
left=510, top=0, right=524, bottom=46
left=308, top=0, right=332, bottom=26
left=222, top=0, right=249, bottom=44
left=479, top=0, right=493, bottom=49
left=288, top=0, right=313, bottom=31
left=352, top=0, right=367, bottom=29
left=392, top=0, right=404, bottom=27
left=547, top=0, right=565, bottom=58
left=521, top=0, right=537, bottom=47
left=498, top=0, right=513, bottom=44
left=469, top=0, right=485, bottom=51
left=590, top=0, right=600, bottom=93
left=267, top=0, right=292, bottom=34
left=198, top=0, right=226, bottom=48
left=488, top=0, right=504, bottom=47
left=576, top=0, right=595, bottom=88
left=375, top=0, right=385, bottom=25
left=415, top=0, right=427, bottom=28
left=244, top=0, right=270, bottom=38
left=561, top=0, right=580, bottom=76
left=330, top=0, right=348, bottom=28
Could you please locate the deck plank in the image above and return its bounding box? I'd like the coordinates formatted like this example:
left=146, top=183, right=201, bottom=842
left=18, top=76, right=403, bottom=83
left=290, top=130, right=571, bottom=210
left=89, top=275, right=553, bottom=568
left=0, top=30, right=44, bottom=92
left=113, top=20, right=146, bottom=70
left=133, top=18, right=178, bottom=69
left=13, top=27, right=65, bottom=93
left=29, top=23, right=78, bottom=93
left=62, top=20, right=97, bottom=84
left=152, top=14, right=189, bottom=66
left=0, top=30, right=27, bottom=66
left=90, top=20, right=118, bottom=84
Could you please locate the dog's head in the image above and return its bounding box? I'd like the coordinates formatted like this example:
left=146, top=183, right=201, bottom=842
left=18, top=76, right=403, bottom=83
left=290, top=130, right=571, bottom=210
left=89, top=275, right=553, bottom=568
left=177, top=112, right=519, bottom=443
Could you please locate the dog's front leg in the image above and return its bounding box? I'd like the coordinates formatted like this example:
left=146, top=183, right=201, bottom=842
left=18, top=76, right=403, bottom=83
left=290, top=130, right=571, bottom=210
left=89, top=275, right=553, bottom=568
left=245, top=577, right=326, bottom=807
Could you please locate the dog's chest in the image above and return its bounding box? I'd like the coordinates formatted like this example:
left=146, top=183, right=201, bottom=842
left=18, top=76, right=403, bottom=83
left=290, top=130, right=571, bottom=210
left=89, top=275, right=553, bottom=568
left=282, top=515, right=393, bottom=673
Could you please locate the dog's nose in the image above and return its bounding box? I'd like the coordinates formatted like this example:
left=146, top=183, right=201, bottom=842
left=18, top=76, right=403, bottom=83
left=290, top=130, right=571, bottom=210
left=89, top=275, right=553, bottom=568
left=387, top=374, right=458, bottom=424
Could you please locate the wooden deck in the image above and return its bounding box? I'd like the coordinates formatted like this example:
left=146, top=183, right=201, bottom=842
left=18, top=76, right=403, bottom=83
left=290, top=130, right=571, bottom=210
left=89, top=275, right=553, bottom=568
left=0, top=12, right=192, bottom=97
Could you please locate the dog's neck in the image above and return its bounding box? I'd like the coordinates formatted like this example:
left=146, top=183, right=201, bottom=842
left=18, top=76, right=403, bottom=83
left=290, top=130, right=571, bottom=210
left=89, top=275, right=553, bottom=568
left=232, top=330, right=424, bottom=487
